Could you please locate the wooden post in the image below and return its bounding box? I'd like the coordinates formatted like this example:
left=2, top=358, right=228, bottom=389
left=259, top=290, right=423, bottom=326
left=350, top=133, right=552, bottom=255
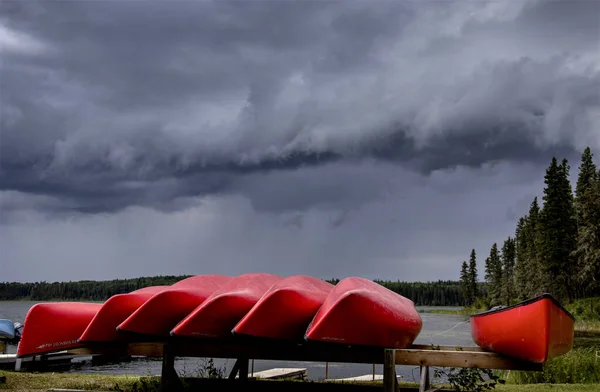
left=228, top=359, right=241, bottom=380
left=383, top=349, right=396, bottom=392
left=419, top=365, right=430, bottom=392
left=239, top=358, right=249, bottom=380
left=325, top=362, right=329, bottom=379
left=372, top=363, right=375, bottom=380
left=251, top=358, right=255, bottom=376
left=0, top=341, right=5, bottom=355
left=160, top=344, right=182, bottom=392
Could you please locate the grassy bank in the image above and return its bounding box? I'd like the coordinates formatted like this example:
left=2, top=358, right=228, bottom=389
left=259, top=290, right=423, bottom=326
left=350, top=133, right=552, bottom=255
left=2, top=371, right=600, bottom=392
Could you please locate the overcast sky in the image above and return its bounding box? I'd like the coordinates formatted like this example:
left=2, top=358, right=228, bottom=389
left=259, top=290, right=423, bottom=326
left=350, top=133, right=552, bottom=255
left=1, top=0, right=598, bottom=283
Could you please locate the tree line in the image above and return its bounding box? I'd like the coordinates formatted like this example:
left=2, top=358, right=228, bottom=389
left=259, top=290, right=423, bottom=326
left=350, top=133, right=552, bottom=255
left=0, top=277, right=467, bottom=306
left=460, top=147, right=600, bottom=307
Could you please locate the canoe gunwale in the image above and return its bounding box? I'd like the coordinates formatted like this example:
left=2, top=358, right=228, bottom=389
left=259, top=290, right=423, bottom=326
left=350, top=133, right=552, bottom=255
left=469, top=293, right=575, bottom=321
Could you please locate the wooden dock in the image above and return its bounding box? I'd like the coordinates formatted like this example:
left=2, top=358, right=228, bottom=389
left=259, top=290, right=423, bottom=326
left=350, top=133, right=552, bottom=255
left=251, top=367, right=307, bottom=380
left=326, top=374, right=385, bottom=382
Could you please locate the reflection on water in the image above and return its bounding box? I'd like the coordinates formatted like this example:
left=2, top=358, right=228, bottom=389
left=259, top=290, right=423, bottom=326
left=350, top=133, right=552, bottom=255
left=0, top=301, right=473, bottom=381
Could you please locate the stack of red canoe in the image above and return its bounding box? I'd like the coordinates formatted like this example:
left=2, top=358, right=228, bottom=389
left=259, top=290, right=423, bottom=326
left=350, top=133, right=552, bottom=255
left=17, top=273, right=424, bottom=357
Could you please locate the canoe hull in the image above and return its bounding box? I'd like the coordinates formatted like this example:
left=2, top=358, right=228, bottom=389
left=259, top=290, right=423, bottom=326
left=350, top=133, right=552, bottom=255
left=470, top=294, right=575, bottom=363
left=78, top=286, right=169, bottom=343
left=305, top=277, right=422, bottom=348
left=17, top=302, right=102, bottom=357
left=233, top=275, right=334, bottom=340
left=0, top=319, right=15, bottom=340
left=171, top=273, right=282, bottom=339
left=117, top=275, right=232, bottom=337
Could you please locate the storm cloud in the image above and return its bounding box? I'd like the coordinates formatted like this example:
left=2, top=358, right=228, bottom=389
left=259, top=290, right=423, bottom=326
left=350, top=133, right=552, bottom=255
left=0, top=0, right=598, bottom=282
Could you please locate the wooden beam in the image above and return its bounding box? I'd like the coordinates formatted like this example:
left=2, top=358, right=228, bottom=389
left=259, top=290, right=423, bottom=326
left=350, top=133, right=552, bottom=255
left=394, top=348, right=542, bottom=371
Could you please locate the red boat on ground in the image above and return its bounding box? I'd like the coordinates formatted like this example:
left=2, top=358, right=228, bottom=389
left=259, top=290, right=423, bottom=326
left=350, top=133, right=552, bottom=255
left=233, top=275, right=334, bottom=340
left=304, top=277, right=422, bottom=348
left=470, top=293, right=575, bottom=363
left=78, top=286, right=169, bottom=343
left=117, top=275, right=232, bottom=337
left=170, top=273, right=282, bottom=339
left=17, top=302, right=102, bottom=357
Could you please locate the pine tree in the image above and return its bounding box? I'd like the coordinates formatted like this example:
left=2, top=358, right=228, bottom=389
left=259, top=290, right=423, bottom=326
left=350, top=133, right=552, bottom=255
left=484, top=243, right=502, bottom=306
left=468, top=249, right=478, bottom=304
left=538, top=157, right=577, bottom=302
left=501, top=237, right=516, bottom=306
left=460, top=261, right=470, bottom=306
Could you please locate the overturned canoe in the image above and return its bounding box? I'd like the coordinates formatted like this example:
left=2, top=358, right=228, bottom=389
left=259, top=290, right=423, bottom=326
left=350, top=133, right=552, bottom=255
left=171, top=273, right=282, bottom=339
left=117, top=275, right=232, bottom=337
left=78, top=285, right=169, bottom=343
left=0, top=319, right=15, bottom=340
left=305, top=277, right=422, bottom=348
left=470, top=294, right=575, bottom=363
left=17, top=302, right=102, bottom=357
left=233, top=275, right=334, bottom=341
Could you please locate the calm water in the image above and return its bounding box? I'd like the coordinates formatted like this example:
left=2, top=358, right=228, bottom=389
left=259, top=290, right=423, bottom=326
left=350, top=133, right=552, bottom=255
left=0, top=301, right=472, bottom=382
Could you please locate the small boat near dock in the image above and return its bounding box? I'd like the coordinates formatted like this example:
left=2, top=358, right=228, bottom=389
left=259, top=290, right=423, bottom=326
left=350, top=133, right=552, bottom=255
left=0, top=320, right=15, bottom=340
left=470, top=293, right=575, bottom=363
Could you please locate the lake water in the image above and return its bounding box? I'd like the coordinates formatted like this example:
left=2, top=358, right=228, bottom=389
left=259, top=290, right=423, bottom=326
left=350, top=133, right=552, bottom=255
left=0, top=301, right=473, bottom=382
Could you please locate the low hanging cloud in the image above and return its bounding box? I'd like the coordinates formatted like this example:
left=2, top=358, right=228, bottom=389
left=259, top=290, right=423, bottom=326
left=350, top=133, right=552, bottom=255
left=0, top=0, right=598, bottom=281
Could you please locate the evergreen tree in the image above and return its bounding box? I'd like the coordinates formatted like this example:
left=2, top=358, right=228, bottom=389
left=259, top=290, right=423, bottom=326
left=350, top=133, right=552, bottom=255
left=468, top=249, right=478, bottom=304
left=484, top=243, right=502, bottom=306
left=460, top=261, right=470, bottom=306
left=524, top=197, right=543, bottom=297
left=573, top=148, right=600, bottom=296
left=514, top=217, right=528, bottom=300
left=538, top=157, right=577, bottom=302
left=501, top=236, right=516, bottom=306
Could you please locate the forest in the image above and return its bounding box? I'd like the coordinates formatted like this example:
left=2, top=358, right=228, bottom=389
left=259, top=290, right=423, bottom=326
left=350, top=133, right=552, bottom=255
left=0, top=277, right=465, bottom=306
left=459, top=147, right=600, bottom=308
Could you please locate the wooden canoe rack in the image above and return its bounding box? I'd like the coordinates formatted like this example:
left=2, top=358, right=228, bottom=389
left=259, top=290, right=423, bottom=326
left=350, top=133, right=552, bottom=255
left=66, top=340, right=542, bottom=392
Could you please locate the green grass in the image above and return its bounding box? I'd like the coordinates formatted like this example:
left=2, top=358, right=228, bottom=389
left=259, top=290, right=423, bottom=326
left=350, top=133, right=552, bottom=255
left=506, top=347, right=600, bottom=384
left=497, top=384, right=600, bottom=391
left=566, top=297, right=600, bottom=321
left=0, top=370, right=145, bottom=391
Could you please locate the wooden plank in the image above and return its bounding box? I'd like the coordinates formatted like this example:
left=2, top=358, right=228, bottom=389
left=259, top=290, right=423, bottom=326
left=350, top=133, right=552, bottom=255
left=394, top=348, right=542, bottom=371
left=410, top=344, right=487, bottom=352
left=326, top=374, right=384, bottom=382
left=252, top=367, right=307, bottom=380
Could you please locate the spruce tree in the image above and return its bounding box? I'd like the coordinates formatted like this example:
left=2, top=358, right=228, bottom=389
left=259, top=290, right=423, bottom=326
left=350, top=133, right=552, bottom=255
left=468, top=249, right=478, bottom=304
left=460, top=261, right=470, bottom=306
left=501, top=237, right=516, bottom=306
left=514, top=217, right=528, bottom=300
left=538, top=157, right=577, bottom=301
left=524, top=197, right=542, bottom=297
left=573, top=149, right=600, bottom=297
left=484, top=243, right=502, bottom=306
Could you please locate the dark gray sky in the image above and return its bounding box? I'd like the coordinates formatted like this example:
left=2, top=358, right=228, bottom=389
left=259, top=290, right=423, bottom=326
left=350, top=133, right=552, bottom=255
left=1, top=0, right=598, bottom=283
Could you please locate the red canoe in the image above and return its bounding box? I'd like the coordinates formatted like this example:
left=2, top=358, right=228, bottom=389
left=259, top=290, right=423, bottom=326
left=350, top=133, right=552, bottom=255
left=305, top=277, right=422, bottom=348
left=117, top=275, right=232, bottom=337
left=78, top=286, right=169, bottom=343
left=470, top=294, right=575, bottom=363
left=233, top=275, right=334, bottom=340
left=17, top=302, right=102, bottom=357
left=171, top=273, right=282, bottom=339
